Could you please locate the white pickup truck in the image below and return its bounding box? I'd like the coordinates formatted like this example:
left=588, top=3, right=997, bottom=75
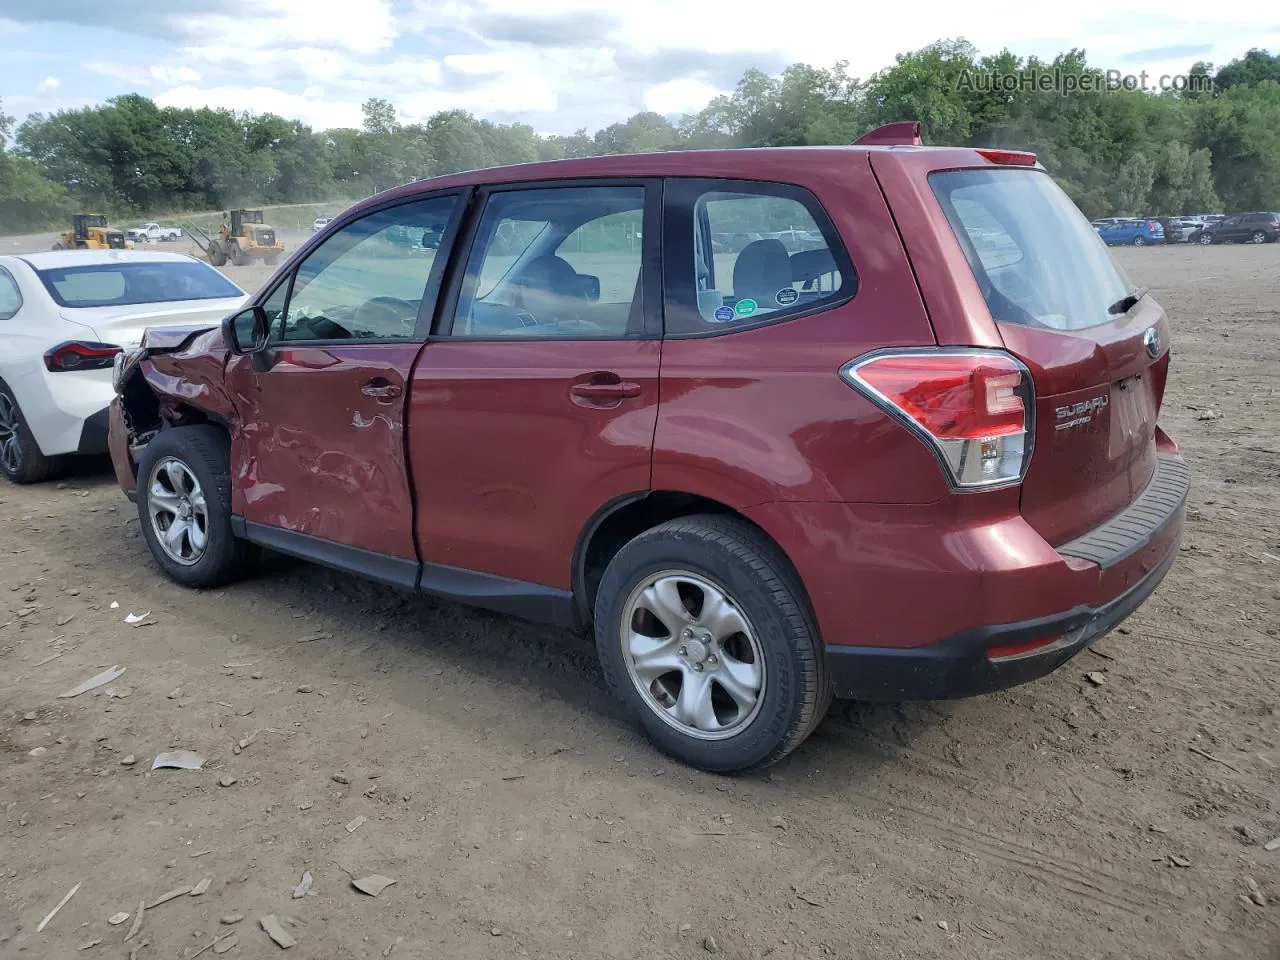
left=125, top=222, right=183, bottom=242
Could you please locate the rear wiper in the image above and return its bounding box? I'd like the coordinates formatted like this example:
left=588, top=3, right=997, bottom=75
left=1107, top=287, right=1147, bottom=315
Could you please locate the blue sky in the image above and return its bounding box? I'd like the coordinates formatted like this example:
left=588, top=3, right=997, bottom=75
left=2, top=0, right=1278, bottom=136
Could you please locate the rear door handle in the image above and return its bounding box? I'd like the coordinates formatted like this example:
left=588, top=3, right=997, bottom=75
left=361, top=379, right=402, bottom=399
left=570, top=381, right=642, bottom=402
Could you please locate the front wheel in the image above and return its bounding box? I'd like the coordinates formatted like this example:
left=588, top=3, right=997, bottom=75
left=207, top=243, right=228, bottom=267
left=594, top=515, right=831, bottom=773
left=136, top=426, right=258, bottom=587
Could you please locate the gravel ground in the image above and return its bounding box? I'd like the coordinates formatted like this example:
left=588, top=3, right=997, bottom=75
left=0, top=241, right=1276, bottom=959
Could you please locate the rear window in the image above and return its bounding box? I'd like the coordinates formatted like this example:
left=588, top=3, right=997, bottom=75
left=36, top=261, right=242, bottom=309
left=931, top=169, right=1133, bottom=331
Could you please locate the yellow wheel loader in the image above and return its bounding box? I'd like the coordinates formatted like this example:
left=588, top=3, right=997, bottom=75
left=199, top=209, right=286, bottom=267
left=52, top=214, right=130, bottom=250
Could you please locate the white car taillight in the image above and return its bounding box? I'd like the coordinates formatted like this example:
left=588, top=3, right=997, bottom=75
left=839, top=349, right=1035, bottom=490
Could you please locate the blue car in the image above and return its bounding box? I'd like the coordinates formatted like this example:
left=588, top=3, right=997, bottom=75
left=1096, top=219, right=1164, bottom=246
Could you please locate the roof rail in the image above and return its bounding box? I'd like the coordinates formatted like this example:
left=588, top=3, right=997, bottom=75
left=853, top=121, right=922, bottom=146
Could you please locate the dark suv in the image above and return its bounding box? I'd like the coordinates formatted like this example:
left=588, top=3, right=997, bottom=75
left=1192, top=212, right=1280, bottom=244
left=108, top=123, right=1187, bottom=772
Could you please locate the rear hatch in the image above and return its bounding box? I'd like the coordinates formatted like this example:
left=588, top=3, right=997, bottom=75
left=925, top=165, right=1169, bottom=544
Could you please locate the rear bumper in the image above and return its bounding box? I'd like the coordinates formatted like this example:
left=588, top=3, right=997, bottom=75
left=744, top=447, right=1188, bottom=702
left=76, top=407, right=110, bottom=455
left=825, top=540, right=1177, bottom=700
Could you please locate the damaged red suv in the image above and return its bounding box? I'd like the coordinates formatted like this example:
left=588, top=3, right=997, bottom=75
left=109, top=122, right=1187, bottom=772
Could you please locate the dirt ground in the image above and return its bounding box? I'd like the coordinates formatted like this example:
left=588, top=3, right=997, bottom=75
left=1, top=242, right=1278, bottom=959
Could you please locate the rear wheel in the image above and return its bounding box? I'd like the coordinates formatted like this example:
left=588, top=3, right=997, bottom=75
left=229, top=243, right=248, bottom=266
left=594, top=515, right=830, bottom=773
left=263, top=254, right=280, bottom=267
left=0, top=385, right=61, bottom=484
left=1198, top=233, right=1213, bottom=245
left=136, top=426, right=258, bottom=588
left=1133, top=236, right=1146, bottom=247
left=1251, top=230, right=1267, bottom=244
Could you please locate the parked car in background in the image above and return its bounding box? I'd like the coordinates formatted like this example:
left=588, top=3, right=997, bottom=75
left=1096, top=219, right=1165, bottom=246
left=1091, top=217, right=1125, bottom=229
left=312, top=216, right=333, bottom=232
left=126, top=222, right=183, bottom=243
left=1151, top=217, right=1192, bottom=243
left=0, top=251, right=245, bottom=484
left=107, top=130, right=1187, bottom=772
left=1190, top=212, right=1280, bottom=244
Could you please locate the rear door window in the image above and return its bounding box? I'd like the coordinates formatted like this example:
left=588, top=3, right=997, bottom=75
left=447, top=184, right=649, bottom=339
left=931, top=168, right=1133, bottom=331
left=663, top=179, right=855, bottom=335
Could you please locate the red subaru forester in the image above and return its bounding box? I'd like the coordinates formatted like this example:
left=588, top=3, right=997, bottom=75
left=108, top=122, right=1187, bottom=772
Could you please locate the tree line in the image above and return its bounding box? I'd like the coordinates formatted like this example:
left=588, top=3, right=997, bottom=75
left=4, top=40, right=1280, bottom=232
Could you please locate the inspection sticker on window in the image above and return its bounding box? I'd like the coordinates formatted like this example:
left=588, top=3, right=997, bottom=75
left=712, top=305, right=736, bottom=323
left=734, top=298, right=758, bottom=318
left=775, top=287, right=799, bottom=306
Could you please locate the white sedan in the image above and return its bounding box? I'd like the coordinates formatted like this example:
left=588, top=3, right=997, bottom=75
left=0, top=250, right=246, bottom=484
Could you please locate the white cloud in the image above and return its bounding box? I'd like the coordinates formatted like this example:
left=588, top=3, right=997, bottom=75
left=644, top=78, right=722, bottom=115
left=181, top=0, right=397, bottom=55
left=154, top=84, right=364, bottom=129
left=36, top=76, right=60, bottom=92
left=150, top=65, right=201, bottom=85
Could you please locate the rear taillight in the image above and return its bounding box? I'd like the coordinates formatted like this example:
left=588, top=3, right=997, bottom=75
left=840, top=349, right=1035, bottom=490
left=43, top=341, right=122, bottom=372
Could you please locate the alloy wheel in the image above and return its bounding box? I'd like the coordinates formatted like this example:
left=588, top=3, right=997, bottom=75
left=0, top=393, right=21, bottom=475
left=147, top=457, right=210, bottom=566
left=620, top=570, right=765, bottom=740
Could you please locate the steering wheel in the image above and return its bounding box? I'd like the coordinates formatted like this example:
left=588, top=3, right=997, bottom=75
left=354, top=297, right=418, bottom=336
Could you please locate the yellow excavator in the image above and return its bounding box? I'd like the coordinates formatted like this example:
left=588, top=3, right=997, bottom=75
left=52, top=214, right=129, bottom=250
left=191, top=209, right=285, bottom=267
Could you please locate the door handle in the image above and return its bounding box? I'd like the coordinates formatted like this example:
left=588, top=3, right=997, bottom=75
left=361, top=379, right=402, bottom=399
left=570, top=381, right=642, bottom=402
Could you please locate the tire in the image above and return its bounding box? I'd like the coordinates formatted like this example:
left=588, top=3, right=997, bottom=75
left=263, top=255, right=280, bottom=267
left=51, top=242, right=64, bottom=251
left=1251, top=231, right=1267, bottom=244
left=1133, top=236, right=1146, bottom=246
left=207, top=243, right=227, bottom=267
left=229, top=244, right=248, bottom=267
left=0, top=383, right=61, bottom=484
left=594, top=515, right=831, bottom=773
left=135, top=426, right=258, bottom=588
left=1198, top=233, right=1213, bottom=245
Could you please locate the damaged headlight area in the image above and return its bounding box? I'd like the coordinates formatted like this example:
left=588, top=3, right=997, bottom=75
left=112, top=347, right=146, bottom=395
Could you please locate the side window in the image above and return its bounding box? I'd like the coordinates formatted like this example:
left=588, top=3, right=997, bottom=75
left=0, top=268, right=21, bottom=320
left=450, top=185, right=646, bottom=338
left=665, top=180, right=854, bottom=335
left=278, top=195, right=457, bottom=342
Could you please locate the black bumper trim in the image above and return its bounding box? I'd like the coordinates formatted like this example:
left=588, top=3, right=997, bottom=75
left=1058, top=453, right=1189, bottom=569
left=825, top=532, right=1180, bottom=702
left=77, top=407, right=110, bottom=455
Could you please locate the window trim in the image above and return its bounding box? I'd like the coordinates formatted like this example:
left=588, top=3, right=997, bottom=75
left=257, top=189, right=470, bottom=347
left=433, top=177, right=663, bottom=342
left=0, top=265, right=23, bottom=321
left=661, top=177, right=857, bottom=339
